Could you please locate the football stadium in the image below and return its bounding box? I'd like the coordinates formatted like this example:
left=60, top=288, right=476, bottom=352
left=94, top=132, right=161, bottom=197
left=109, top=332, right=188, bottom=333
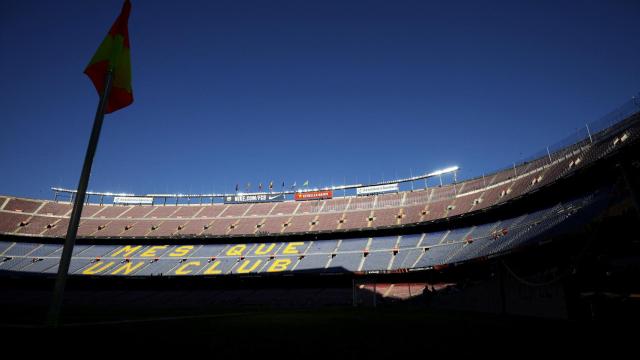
left=2, top=0, right=640, bottom=356
left=1, top=96, right=640, bottom=352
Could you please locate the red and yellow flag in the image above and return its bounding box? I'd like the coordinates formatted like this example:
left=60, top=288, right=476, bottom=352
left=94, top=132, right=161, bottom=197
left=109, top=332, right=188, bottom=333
left=84, top=0, right=133, bottom=114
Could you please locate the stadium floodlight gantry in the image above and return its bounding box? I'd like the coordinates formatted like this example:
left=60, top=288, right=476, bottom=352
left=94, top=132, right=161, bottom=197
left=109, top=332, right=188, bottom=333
left=0, top=96, right=639, bottom=277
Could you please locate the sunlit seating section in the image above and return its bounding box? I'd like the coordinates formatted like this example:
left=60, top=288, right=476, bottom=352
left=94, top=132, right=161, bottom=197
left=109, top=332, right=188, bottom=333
left=245, top=202, right=276, bottom=216
left=282, top=214, right=316, bottom=233
left=37, top=202, right=71, bottom=216
left=312, top=212, right=343, bottom=232
left=0, top=213, right=30, bottom=234
left=220, top=203, right=250, bottom=217
left=4, top=198, right=41, bottom=213
left=270, top=201, right=299, bottom=215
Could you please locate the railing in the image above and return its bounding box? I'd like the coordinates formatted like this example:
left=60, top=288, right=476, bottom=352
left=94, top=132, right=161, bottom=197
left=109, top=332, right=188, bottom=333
left=465, top=94, right=640, bottom=184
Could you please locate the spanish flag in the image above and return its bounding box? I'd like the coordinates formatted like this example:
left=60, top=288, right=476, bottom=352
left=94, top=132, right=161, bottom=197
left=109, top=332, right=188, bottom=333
left=84, top=0, right=133, bottom=114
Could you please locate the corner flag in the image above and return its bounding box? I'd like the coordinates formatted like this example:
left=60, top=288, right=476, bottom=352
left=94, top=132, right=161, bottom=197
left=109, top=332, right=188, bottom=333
left=84, top=0, right=133, bottom=113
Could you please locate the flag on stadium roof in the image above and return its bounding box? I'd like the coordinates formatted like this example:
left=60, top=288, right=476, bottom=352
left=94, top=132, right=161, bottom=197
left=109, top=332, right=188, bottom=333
left=84, top=0, right=133, bottom=114
left=269, top=181, right=273, bottom=190
left=258, top=183, right=263, bottom=191
left=235, top=184, right=239, bottom=192
left=303, top=180, right=309, bottom=187
left=292, top=181, right=297, bottom=189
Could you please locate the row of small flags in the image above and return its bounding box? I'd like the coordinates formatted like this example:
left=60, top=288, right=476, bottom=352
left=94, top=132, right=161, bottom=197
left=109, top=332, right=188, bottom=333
left=235, top=180, right=310, bottom=192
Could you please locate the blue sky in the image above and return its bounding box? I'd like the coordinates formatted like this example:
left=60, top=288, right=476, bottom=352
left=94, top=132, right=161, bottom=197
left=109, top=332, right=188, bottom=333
left=1, top=0, right=639, bottom=199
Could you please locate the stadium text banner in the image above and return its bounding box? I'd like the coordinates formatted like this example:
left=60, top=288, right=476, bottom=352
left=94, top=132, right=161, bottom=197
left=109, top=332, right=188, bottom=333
left=356, top=183, right=399, bottom=196
left=224, top=194, right=285, bottom=204
left=114, top=196, right=153, bottom=205
left=294, top=190, right=333, bottom=201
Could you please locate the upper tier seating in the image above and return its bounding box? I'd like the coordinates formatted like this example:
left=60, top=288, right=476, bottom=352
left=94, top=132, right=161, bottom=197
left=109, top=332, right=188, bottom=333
left=0, top=114, right=637, bottom=239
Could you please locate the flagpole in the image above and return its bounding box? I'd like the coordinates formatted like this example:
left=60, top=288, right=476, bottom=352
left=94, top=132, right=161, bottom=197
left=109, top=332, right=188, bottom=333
left=46, top=69, right=114, bottom=327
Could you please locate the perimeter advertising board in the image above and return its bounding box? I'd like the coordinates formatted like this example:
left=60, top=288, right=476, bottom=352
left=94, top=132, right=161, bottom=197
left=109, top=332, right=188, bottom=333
left=224, top=193, right=285, bottom=204
left=294, top=190, right=333, bottom=201
left=356, top=183, right=399, bottom=196
left=114, top=196, right=153, bottom=205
